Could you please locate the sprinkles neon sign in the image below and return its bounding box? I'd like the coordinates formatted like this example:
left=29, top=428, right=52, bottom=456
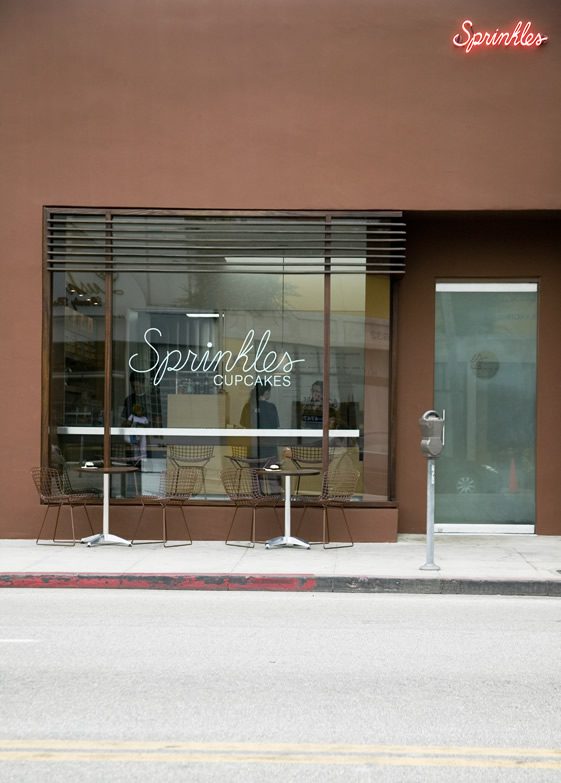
left=452, top=20, right=548, bottom=53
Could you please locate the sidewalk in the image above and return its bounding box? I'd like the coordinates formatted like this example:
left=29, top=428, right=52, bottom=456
left=1, top=534, right=561, bottom=595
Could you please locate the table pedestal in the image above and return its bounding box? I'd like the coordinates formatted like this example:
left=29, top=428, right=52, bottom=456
left=266, top=474, right=310, bottom=550
left=265, top=535, right=310, bottom=549
left=79, top=470, right=133, bottom=547
left=81, top=532, right=131, bottom=547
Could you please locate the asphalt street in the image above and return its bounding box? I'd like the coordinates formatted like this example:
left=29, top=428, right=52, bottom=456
left=1, top=590, right=560, bottom=782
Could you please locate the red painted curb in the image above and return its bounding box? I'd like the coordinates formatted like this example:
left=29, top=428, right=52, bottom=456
left=3, top=572, right=559, bottom=595
left=0, top=572, right=321, bottom=591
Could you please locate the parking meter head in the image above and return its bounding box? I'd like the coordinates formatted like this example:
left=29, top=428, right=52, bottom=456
left=419, top=410, right=445, bottom=459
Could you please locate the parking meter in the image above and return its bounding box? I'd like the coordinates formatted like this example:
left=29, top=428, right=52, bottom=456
left=419, top=410, right=445, bottom=459
left=418, top=410, right=445, bottom=571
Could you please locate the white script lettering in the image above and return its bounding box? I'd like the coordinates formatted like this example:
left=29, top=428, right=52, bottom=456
left=128, top=327, right=305, bottom=386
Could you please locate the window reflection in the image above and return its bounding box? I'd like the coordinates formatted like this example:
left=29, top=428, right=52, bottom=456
left=51, top=268, right=391, bottom=502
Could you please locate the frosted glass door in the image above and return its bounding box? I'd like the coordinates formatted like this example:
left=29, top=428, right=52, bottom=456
left=434, top=283, right=537, bottom=529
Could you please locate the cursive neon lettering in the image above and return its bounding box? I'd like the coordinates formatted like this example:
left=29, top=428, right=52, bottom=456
left=453, top=19, right=548, bottom=53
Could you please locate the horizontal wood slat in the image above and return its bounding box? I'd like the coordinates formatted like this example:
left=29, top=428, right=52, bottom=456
left=46, top=210, right=406, bottom=274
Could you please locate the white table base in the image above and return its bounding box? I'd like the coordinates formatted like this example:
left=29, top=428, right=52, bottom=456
left=81, top=532, right=131, bottom=547
left=266, top=474, right=310, bottom=550
left=81, top=472, right=131, bottom=547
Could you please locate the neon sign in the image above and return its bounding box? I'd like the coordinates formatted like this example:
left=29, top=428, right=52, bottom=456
left=452, top=20, right=548, bottom=53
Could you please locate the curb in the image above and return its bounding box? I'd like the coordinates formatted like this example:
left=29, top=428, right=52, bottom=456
left=1, top=572, right=561, bottom=596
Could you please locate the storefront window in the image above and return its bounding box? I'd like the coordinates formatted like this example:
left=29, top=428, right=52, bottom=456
left=47, top=211, right=400, bottom=502
left=50, top=270, right=105, bottom=491
left=111, top=270, right=326, bottom=496
left=331, top=275, right=390, bottom=500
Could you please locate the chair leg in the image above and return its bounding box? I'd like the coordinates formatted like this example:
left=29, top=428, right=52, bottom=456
left=35, top=505, right=52, bottom=545
left=130, top=504, right=146, bottom=544
left=36, top=504, right=73, bottom=546
left=251, top=507, right=256, bottom=545
left=341, top=507, right=354, bottom=548
left=130, top=504, right=164, bottom=545
left=68, top=505, right=77, bottom=545
left=294, top=506, right=324, bottom=546
left=83, top=505, right=95, bottom=537
left=201, top=469, right=208, bottom=501
left=254, top=505, right=284, bottom=545
left=225, top=505, right=255, bottom=548
left=225, top=505, right=240, bottom=546
left=273, top=506, right=283, bottom=536
left=163, top=504, right=193, bottom=547
left=323, top=505, right=353, bottom=549
left=53, top=504, right=77, bottom=546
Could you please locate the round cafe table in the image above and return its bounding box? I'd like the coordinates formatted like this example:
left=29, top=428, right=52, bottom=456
left=77, top=465, right=139, bottom=546
left=258, top=467, right=320, bottom=549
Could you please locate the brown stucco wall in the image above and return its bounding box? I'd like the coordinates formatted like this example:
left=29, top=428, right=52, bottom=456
left=396, top=213, right=561, bottom=534
left=1, top=0, right=560, bottom=212
left=0, top=1, right=560, bottom=536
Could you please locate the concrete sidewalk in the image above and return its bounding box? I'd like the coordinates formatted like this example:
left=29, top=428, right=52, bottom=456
left=1, top=534, right=561, bottom=595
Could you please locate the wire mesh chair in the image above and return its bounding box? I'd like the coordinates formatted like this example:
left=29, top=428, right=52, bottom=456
left=131, top=466, right=203, bottom=547
left=51, top=444, right=103, bottom=498
left=290, top=445, right=335, bottom=496
left=225, top=453, right=281, bottom=496
left=167, top=445, right=214, bottom=499
left=31, top=467, right=97, bottom=546
left=221, top=465, right=282, bottom=548
left=110, top=443, right=140, bottom=497
left=293, top=463, right=359, bottom=549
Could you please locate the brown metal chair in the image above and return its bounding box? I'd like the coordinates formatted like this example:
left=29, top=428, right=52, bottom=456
left=167, top=444, right=214, bottom=499
left=290, top=445, right=335, bottom=495
left=293, top=463, right=358, bottom=549
left=221, top=465, right=282, bottom=548
left=225, top=453, right=282, bottom=496
left=131, top=466, right=203, bottom=547
left=31, top=466, right=96, bottom=546
left=110, top=443, right=140, bottom=497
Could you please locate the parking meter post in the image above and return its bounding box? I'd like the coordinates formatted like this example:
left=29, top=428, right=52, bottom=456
left=418, top=409, right=444, bottom=572
left=420, top=459, right=440, bottom=571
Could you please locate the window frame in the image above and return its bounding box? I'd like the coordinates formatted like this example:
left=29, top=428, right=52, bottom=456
left=43, top=208, right=404, bottom=504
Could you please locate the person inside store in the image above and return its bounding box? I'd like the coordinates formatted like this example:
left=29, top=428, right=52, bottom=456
left=121, top=373, right=162, bottom=425
left=301, top=379, right=324, bottom=428
left=120, top=372, right=161, bottom=465
left=123, top=402, right=149, bottom=462
left=299, top=378, right=348, bottom=454
left=240, top=381, right=280, bottom=463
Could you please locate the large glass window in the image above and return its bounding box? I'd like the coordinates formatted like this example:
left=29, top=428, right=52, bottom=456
left=331, top=275, right=390, bottom=501
left=47, top=211, right=399, bottom=502
left=50, top=270, right=105, bottom=492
